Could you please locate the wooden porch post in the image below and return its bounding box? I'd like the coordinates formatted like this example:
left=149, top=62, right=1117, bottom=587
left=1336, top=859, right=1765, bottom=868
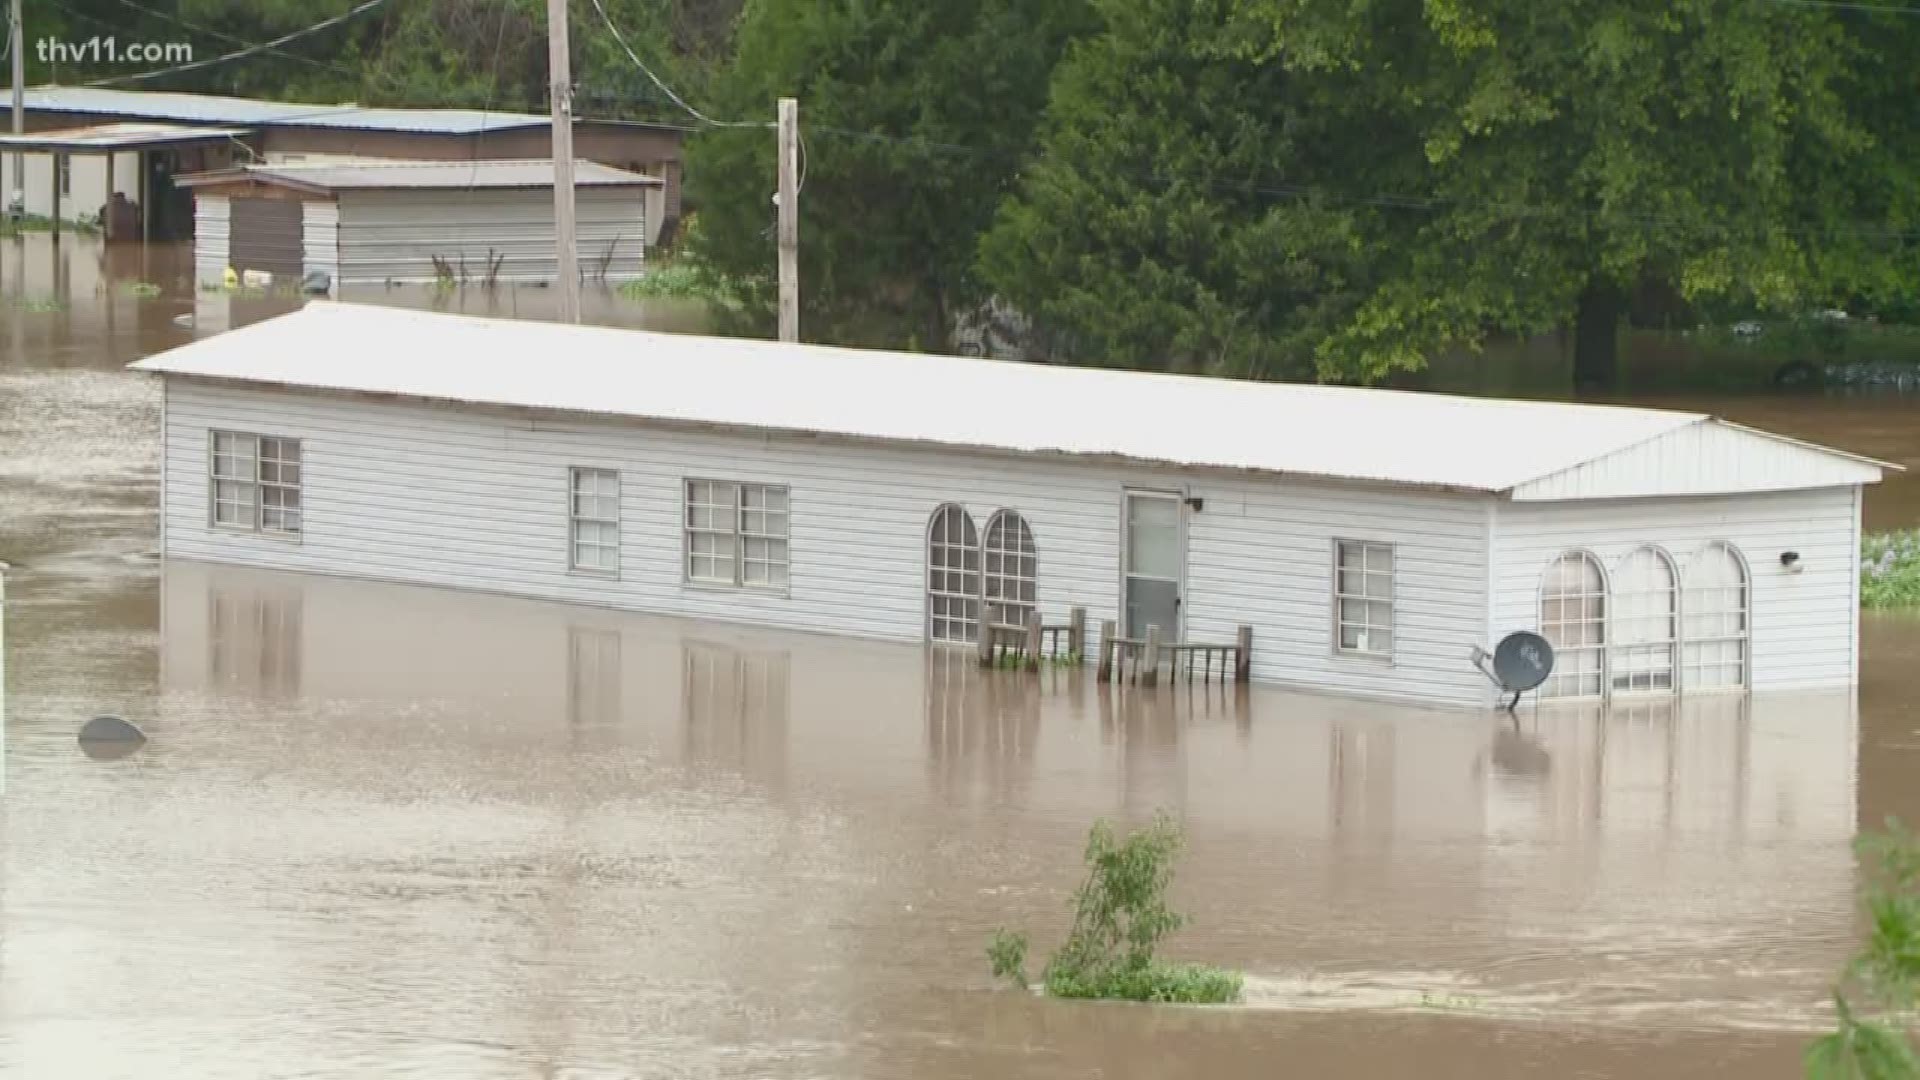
left=1096, top=619, right=1116, bottom=681
left=1141, top=625, right=1162, bottom=688
left=1235, top=625, right=1253, bottom=683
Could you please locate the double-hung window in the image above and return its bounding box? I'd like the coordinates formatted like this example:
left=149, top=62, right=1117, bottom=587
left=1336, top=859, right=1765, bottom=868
left=686, top=479, right=789, bottom=589
left=569, top=467, right=621, bottom=574
left=1334, top=540, right=1394, bottom=657
left=210, top=430, right=302, bottom=536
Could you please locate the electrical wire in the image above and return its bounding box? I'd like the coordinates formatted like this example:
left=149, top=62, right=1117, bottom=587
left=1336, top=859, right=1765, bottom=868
left=102, top=0, right=367, bottom=80
left=85, top=0, right=396, bottom=87
left=582, top=0, right=769, bottom=129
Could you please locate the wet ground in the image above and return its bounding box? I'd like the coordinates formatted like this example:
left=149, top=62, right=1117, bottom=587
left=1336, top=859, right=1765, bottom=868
left=2, top=235, right=1918, bottom=1078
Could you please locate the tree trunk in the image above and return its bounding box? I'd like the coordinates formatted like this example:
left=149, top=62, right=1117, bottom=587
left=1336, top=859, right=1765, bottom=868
left=1573, top=283, right=1624, bottom=392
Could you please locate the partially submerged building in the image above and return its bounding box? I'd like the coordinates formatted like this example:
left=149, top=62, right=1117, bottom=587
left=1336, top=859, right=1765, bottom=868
left=178, top=159, right=660, bottom=291
left=130, top=302, right=1894, bottom=709
left=1, top=86, right=687, bottom=241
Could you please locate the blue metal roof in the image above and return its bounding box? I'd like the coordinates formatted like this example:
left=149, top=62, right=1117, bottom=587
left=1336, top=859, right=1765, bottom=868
left=24, top=86, right=687, bottom=136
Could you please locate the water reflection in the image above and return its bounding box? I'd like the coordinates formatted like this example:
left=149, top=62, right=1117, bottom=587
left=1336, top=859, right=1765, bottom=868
left=682, top=639, right=790, bottom=790
left=207, top=580, right=302, bottom=698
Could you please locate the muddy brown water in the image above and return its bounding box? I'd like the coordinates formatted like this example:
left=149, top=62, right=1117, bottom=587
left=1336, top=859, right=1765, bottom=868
left=2, top=236, right=1918, bottom=1078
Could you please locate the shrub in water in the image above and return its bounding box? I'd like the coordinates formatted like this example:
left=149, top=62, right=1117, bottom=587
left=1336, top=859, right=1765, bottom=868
left=1863, top=532, right=1920, bottom=610
left=987, top=811, right=1242, bottom=1004
left=1807, top=820, right=1920, bottom=1079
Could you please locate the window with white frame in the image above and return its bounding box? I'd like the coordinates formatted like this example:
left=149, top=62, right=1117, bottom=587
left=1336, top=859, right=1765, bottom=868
left=1683, top=542, right=1749, bottom=691
left=569, top=467, right=620, bottom=573
left=1610, top=546, right=1678, bottom=694
left=1539, top=551, right=1606, bottom=699
left=982, top=510, right=1038, bottom=629
left=210, top=430, right=302, bottom=536
left=1334, top=540, right=1394, bottom=656
left=927, top=503, right=981, bottom=645
left=685, top=479, right=789, bottom=588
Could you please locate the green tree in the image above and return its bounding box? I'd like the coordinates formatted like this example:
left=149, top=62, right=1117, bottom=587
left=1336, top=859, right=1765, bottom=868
left=1808, top=822, right=1920, bottom=1079
left=684, top=0, right=1094, bottom=347
left=984, top=0, right=1920, bottom=386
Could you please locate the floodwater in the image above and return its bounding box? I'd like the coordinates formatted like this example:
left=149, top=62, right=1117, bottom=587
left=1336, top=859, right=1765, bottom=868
left=1, top=236, right=1918, bottom=1079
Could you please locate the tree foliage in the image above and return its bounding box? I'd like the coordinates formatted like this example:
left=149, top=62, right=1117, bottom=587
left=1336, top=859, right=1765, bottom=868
left=983, top=0, right=1920, bottom=384
left=1808, top=821, right=1920, bottom=1080
left=682, top=0, right=1092, bottom=347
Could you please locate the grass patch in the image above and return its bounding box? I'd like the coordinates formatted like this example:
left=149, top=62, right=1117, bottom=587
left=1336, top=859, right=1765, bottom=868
left=619, top=262, right=748, bottom=309
left=1806, top=820, right=1920, bottom=1079
left=1863, top=532, right=1920, bottom=609
left=988, top=812, right=1243, bottom=1005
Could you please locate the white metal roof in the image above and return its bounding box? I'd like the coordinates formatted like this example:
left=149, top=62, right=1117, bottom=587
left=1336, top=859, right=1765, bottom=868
left=24, top=86, right=685, bottom=136
left=177, top=159, right=663, bottom=193
left=0, top=121, right=250, bottom=150
left=128, top=302, right=1894, bottom=496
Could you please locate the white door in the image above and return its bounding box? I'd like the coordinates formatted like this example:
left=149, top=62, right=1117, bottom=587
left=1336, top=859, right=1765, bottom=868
left=1122, top=491, right=1184, bottom=640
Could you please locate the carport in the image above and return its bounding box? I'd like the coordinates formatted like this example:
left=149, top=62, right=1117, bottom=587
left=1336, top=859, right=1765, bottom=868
left=0, top=122, right=250, bottom=240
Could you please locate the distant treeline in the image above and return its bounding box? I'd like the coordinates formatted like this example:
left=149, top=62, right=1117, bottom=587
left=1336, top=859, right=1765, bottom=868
left=34, top=0, right=1920, bottom=387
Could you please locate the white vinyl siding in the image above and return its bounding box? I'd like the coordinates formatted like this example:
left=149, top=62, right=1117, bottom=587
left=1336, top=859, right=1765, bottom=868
left=303, top=200, right=341, bottom=295
left=1491, top=487, right=1858, bottom=699
left=333, top=187, right=646, bottom=286
left=569, top=467, right=620, bottom=574
left=193, top=194, right=230, bottom=289
left=1333, top=540, right=1394, bottom=658
left=158, top=381, right=1505, bottom=707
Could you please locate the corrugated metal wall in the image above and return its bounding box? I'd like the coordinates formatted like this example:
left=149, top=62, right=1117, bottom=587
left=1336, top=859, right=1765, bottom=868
left=228, top=197, right=305, bottom=280
left=159, top=380, right=1499, bottom=708
left=333, top=188, right=646, bottom=285
left=1491, top=487, right=1860, bottom=697
left=193, top=194, right=229, bottom=287
left=302, top=201, right=340, bottom=295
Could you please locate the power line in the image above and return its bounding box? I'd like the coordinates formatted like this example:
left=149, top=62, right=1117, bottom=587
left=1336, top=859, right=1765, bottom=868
left=1760, top=0, right=1920, bottom=14
left=101, top=0, right=366, bottom=81
left=581, top=0, right=768, bottom=129
left=85, top=0, right=395, bottom=87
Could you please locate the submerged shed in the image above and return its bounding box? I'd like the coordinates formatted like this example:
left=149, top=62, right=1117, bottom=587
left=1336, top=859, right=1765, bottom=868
left=132, top=302, right=1897, bottom=709
left=177, top=160, right=660, bottom=291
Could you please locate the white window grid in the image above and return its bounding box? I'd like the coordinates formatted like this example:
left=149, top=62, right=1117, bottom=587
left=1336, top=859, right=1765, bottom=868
left=1682, top=542, right=1749, bottom=691
left=569, top=467, right=620, bottom=574
left=209, top=429, right=301, bottom=536
left=927, top=504, right=981, bottom=645
left=1540, top=551, right=1607, bottom=699
left=1610, top=547, right=1678, bottom=694
left=685, top=479, right=788, bottom=589
left=982, top=511, right=1038, bottom=629
left=1334, top=540, right=1394, bottom=657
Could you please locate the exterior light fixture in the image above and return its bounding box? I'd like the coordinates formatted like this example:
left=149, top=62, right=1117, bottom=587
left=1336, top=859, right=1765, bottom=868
left=1780, top=550, right=1803, bottom=573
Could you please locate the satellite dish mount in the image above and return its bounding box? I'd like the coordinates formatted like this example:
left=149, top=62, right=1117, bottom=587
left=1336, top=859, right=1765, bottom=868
left=1471, top=631, right=1556, bottom=713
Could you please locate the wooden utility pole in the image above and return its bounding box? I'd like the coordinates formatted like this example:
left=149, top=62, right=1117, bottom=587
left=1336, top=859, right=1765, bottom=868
left=776, top=97, right=798, bottom=342
left=546, top=0, right=581, bottom=323
left=9, top=0, right=23, bottom=216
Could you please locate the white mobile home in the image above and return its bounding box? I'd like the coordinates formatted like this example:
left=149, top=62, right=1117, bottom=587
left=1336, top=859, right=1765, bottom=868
left=177, top=160, right=659, bottom=292
left=130, top=302, right=1894, bottom=709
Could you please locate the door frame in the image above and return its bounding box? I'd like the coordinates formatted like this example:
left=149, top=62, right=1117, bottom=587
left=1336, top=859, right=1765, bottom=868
left=1118, top=487, right=1188, bottom=642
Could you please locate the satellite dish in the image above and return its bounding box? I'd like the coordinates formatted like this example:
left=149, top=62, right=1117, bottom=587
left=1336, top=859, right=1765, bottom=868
left=78, top=715, right=147, bottom=760
left=1470, top=631, right=1556, bottom=711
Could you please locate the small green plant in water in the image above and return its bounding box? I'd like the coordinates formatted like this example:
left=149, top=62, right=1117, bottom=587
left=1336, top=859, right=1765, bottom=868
left=987, top=812, right=1242, bottom=1004
left=1864, top=532, right=1920, bottom=610
left=1807, top=819, right=1920, bottom=1079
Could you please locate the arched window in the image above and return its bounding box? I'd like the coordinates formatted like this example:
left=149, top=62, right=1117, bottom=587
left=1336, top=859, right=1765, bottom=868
left=982, top=510, right=1038, bottom=630
left=927, top=504, right=981, bottom=645
left=1540, top=551, right=1607, bottom=699
left=1611, top=547, right=1679, bottom=694
left=1683, top=542, right=1750, bottom=691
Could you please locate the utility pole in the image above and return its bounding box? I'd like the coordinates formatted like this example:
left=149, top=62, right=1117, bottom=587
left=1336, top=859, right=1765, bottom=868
left=546, top=0, right=580, bottom=324
left=776, top=97, right=798, bottom=343
left=9, top=0, right=24, bottom=217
